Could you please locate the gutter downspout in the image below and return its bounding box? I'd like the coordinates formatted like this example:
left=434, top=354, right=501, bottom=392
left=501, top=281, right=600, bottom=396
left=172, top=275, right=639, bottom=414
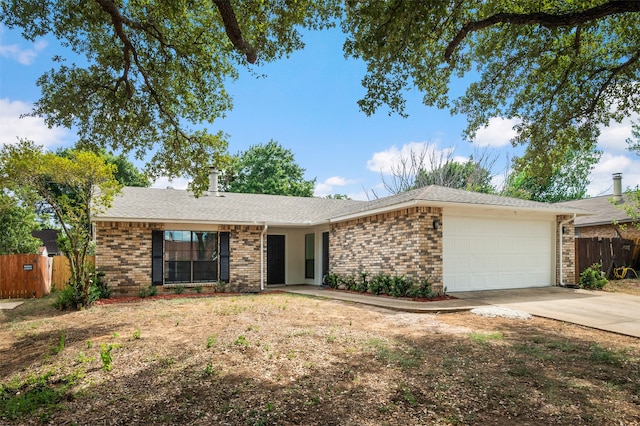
left=559, top=214, right=576, bottom=287
left=260, top=223, right=268, bottom=291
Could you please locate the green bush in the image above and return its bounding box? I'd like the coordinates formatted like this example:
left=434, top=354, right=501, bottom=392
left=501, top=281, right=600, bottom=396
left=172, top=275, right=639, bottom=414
left=324, top=273, right=339, bottom=289
left=139, top=285, right=158, bottom=298
left=390, top=275, right=412, bottom=298
left=369, top=273, right=391, bottom=295
left=579, top=263, right=608, bottom=289
left=409, top=278, right=433, bottom=298
left=355, top=272, right=369, bottom=293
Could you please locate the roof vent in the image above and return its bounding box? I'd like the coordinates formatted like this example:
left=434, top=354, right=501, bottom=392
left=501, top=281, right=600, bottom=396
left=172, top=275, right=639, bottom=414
left=208, top=166, right=219, bottom=197
left=613, top=173, right=622, bottom=203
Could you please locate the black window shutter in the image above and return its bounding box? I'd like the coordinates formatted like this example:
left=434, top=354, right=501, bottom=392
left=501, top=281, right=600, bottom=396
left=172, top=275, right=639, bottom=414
left=151, top=230, right=164, bottom=285
left=219, top=232, right=230, bottom=283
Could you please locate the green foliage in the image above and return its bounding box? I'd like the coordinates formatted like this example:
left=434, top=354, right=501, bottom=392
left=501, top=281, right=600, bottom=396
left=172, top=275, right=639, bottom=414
left=0, top=370, right=81, bottom=420
left=415, top=160, right=494, bottom=194
left=1, top=141, right=121, bottom=309
left=0, top=193, right=41, bottom=254
left=579, top=263, right=608, bottom=289
left=172, top=285, right=185, bottom=295
left=389, top=275, right=413, bottom=298
left=50, top=331, right=66, bottom=355
left=139, top=285, right=158, bottom=298
left=1, top=1, right=341, bottom=192
left=234, top=335, right=249, bottom=348
left=100, top=343, right=120, bottom=372
left=342, top=2, right=640, bottom=181
left=323, top=273, right=339, bottom=289
left=222, top=140, right=315, bottom=197
left=206, top=334, right=217, bottom=349
left=355, top=272, right=369, bottom=293
left=133, top=328, right=141, bottom=340
left=503, top=147, right=601, bottom=202
left=53, top=271, right=110, bottom=310
left=369, top=273, right=392, bottom=296
left=409, top=278, right=434, bottom=299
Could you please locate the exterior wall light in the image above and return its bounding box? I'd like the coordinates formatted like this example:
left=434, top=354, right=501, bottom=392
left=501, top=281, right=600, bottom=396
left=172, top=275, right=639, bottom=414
left=433, top=220, right=441, bottom=230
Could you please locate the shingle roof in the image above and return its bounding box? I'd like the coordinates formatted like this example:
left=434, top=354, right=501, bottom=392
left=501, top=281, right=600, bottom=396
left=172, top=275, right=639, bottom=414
left=96, top=187, right=364, bottom=225
left=557, top=194, right=631, bottom=227
left=96, top=185, right=586, bottom=226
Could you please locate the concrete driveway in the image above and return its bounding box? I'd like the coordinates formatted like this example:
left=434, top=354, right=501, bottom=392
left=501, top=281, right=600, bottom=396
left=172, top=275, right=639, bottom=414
left=452, top=287, right=640, bottom=338
left=282, top=285, right=640, bottom=338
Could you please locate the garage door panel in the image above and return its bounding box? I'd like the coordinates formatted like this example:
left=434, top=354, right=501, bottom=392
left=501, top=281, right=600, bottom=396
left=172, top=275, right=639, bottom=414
left=443, top=215, right=554, bottom=292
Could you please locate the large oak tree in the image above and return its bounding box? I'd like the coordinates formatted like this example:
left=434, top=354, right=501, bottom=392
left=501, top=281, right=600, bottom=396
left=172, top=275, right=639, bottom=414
left=3, top=1, right=640, bottom=188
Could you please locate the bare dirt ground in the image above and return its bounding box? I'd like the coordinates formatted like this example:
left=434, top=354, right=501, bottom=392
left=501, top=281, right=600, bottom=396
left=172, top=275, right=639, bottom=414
left=603, top=278, right=640, bottom=296
left=1, top=291, right=639, bottom=425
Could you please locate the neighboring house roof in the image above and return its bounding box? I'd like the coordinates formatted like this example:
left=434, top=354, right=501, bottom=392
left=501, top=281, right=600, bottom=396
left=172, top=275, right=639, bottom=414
left=96, top=186, right=586, bottom=226
left=558, top=194, right=631, bottom=227
left=31, top=229, right=61, bottom=255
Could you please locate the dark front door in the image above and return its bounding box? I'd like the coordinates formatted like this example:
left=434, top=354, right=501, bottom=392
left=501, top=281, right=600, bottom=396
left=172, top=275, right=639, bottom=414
left=267, top=235, right=285, bottom=285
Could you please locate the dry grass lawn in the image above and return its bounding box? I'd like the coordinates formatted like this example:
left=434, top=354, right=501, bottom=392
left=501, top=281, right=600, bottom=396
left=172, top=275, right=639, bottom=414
left=1, top=291, right=639, bottom=425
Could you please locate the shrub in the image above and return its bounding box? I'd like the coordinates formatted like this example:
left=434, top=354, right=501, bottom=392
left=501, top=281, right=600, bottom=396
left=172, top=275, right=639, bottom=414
left=409, top=278, right=433, bottom=298
left=341, top=275, right=357, bottom=291
left=579, top=263, right=608, bottom=289
left=324, top=273, right=339, bottom=289
left=139, top=285, right=158, bottom=298
left=390, top=275, right=412, bottom=298
left=369, top=273, right=391, bottom=295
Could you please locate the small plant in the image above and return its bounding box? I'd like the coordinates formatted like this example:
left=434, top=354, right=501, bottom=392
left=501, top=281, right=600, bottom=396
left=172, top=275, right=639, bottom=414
left=579, top=263, right=608, bottom=289
left=369, top=273, right=391, bottom=295
left=203, top=362, right=217, bottom=376
left=234, top=335, right=249, bottom=348
left=76, top=352, right=94, bottom=363
left=133, top=328, right=141, bottom=340
left=215, top=281, right=227, bottom=293
left=139, top=284, right=158, bottom=298
left=100, top=342, right=120, bottom=372
left=51, top=331, right=66, bottom=355
left=172, top=285, right=185, bottom=294
left=86, top=340, right=93, bottom=349
left=194, top=285, right=203, bottom=294
left=206, top=334, right=217, bottom=349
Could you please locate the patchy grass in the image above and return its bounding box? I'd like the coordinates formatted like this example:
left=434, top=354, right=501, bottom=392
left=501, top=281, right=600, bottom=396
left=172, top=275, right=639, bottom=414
left=603, top=278, right=640, bottom=296
left=1, top=293, right=639, bottom=425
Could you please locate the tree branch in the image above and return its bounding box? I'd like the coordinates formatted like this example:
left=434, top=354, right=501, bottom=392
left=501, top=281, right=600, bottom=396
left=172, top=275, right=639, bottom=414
left=213, top=0, right=257, bottom=63
left=445, top=1, right=640, bottom=61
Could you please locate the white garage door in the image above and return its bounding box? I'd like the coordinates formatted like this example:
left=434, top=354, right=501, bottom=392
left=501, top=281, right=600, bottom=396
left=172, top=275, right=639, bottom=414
left=443, top=214, right=554, bottom=292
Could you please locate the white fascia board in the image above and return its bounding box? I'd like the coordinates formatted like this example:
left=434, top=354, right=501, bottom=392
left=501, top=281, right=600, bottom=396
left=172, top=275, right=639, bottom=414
left=329, top=200, right=585, bottom=223
left=93, top=216, right=328, bottom=228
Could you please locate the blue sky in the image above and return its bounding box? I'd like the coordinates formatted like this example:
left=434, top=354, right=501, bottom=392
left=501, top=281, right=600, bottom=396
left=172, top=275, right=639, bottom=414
left=1, top=24, right=638, bottom=200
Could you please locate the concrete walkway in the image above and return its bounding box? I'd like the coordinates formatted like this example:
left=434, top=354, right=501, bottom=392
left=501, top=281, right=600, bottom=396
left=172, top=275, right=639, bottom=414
left=0, top=300, right=25, bottom=310
left=280, top=285, right=640, bottom=338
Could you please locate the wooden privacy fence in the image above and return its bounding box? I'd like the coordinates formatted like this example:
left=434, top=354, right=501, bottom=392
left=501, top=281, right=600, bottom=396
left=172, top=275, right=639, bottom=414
left=51, top=255, right=95, bottom=290
left=0, top=254, right=52, bottom=299
left=0, top=255, right=96, bottom=298
left=575, top=238, right=639, bottom=279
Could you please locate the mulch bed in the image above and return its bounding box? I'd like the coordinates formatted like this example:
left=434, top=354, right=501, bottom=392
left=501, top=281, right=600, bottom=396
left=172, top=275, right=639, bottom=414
left=323, top=287, right=456, bottom=302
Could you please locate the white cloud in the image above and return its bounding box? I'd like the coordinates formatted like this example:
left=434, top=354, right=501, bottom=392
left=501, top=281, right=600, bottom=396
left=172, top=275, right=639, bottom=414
left=0, top=37, right=48, bottom=65
left=473, top=117, right=519, bottom=147
left=0, top=98, right=69, bottom=148
left=587, top=152, right=640, bottom=196
left=366, top=141, right=455, bottom=175
left=314, top=175, right=358, bottom=197
left=597, top=115, right=637, bottom=153
left=151, top=176, right=190, bottom=190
